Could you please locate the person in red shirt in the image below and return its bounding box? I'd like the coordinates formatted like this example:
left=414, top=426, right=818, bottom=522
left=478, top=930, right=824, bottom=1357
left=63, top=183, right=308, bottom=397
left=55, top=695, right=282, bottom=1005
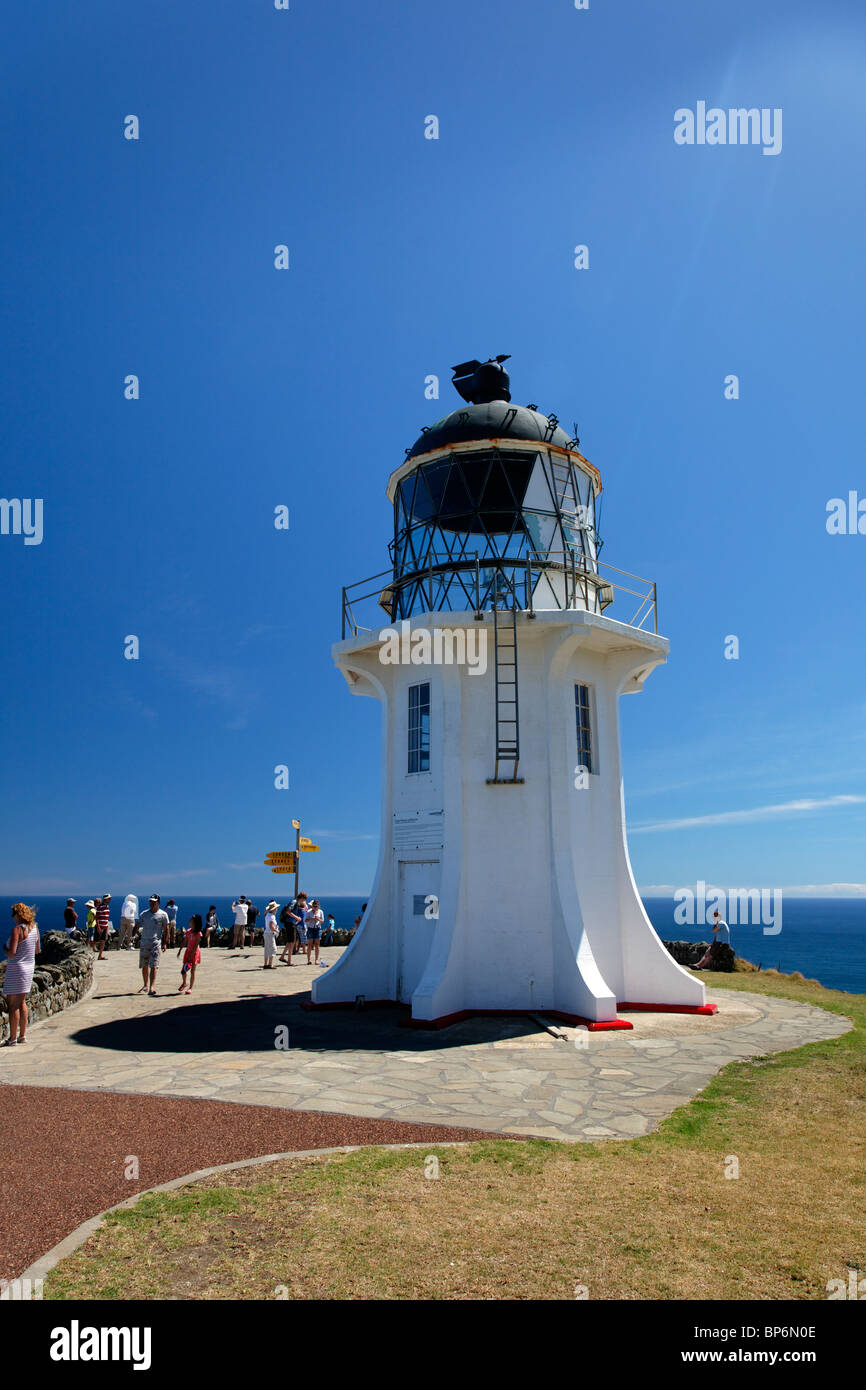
left=94, top=895, right=111, bottom=960
left=177, top=915, right=203, bottom=995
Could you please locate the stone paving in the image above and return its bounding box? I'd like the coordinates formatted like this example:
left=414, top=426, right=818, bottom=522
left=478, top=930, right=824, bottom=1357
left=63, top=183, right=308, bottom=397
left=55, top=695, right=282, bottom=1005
left=0, top=946, right=851, bottom=1142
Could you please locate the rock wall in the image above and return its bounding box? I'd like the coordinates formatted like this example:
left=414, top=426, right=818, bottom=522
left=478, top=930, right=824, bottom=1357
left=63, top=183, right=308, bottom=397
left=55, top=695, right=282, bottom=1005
left=0, top=931, right=94, bottom=1041
left=663, top=939, right=736, bottom=972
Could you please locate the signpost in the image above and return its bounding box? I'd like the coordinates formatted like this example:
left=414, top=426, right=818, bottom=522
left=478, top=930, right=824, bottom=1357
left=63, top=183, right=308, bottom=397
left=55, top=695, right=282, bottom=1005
left=264, top=820, right=320, bottom=902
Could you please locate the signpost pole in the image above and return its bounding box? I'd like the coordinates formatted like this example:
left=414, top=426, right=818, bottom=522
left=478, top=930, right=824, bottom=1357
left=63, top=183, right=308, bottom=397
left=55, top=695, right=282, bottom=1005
left=292, top=819, right=301, bottom=901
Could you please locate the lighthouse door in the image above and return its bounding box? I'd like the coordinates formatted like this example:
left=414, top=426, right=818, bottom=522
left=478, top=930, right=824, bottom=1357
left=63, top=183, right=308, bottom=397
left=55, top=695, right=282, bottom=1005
left=396, top=859, right=440, bottom=1003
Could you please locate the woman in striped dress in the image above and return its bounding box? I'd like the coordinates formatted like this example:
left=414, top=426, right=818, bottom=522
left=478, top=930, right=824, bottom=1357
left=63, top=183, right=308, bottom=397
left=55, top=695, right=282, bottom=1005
left=3, top=903, right=40, bottom=1046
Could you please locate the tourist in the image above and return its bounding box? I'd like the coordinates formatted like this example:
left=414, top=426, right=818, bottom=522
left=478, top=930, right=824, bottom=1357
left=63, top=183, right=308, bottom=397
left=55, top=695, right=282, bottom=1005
left=323, top=912, right=336, bottom=945
left=262, top=901, right=278, bottom=969
left=294, top=892, right=310, bottom=958
left=177, top=914, right=203, bottom=994
left=205, top=905, right=219, bottom=946
left=693, top=912, right=731, bottom=970
left=137, top=894, right=168, bottom=997
left=2, top=903, right=40, bottom=1046
left=231, top=896, right=248, bottom=951
left=278, top=901, right=299, bottom=965
left=118, top=894, right=138, bottom=950
left=306, top=898, right=324, bottom=966
left=84, top=900, right=96, bottom=942
left=353, top=902, right=367, bottom=934
left=94, top=894, right=111, bottom=961
left=63, top=898, right=78, bottom=936
left=246, top=899, right=260, bottom=947
left=165, top=899, right=178, bottom=949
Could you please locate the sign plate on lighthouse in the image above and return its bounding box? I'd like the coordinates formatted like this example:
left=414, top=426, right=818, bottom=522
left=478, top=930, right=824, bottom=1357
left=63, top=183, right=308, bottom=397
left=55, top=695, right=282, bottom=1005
left=393, top=809, right=444, bottom=852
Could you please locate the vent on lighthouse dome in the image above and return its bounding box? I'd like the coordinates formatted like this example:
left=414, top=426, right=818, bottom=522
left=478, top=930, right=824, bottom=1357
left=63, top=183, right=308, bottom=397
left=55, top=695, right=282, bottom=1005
left=451, top=356, right=512, bottom=404
left=406, top=358, right=574, bottom=460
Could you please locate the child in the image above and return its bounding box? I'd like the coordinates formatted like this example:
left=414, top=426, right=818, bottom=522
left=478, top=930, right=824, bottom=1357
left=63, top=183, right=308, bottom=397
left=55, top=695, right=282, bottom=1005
left=263, top=901, right=278, bottom=969
left=177, top=914, right=203, bottom=994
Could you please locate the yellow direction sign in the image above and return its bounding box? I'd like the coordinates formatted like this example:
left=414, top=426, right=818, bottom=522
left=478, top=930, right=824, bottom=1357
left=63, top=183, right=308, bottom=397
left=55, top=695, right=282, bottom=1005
left=265, top=852, right=296, bottom=870
left=271, top=867, right=294, bottom=874
left=265, top=851, right=294, bottom=862
left=299, top=838, right=321, bottom=852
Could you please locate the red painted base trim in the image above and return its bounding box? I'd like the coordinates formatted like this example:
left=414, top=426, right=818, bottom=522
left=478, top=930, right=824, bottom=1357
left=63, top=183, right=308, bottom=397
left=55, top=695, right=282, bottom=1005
left=618, top=1001, right=719, bottom=1016
left=398, top=1008, right=633, bottom=1032
left=304, top=998, right=716, bottom=1025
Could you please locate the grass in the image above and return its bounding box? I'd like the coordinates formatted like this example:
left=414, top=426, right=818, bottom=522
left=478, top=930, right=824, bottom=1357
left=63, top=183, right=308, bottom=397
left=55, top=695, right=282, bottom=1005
left=44, top=971, right=866, bottom=1301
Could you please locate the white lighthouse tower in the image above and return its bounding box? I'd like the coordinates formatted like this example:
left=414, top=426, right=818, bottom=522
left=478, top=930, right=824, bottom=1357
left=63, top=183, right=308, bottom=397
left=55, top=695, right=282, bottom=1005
left=312, top=357, right=711, bottom=1028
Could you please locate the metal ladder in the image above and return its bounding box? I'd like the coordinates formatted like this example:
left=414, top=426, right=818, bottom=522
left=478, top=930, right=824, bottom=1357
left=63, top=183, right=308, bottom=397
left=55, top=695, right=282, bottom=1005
left=489, top=572, right=522, bottom=784
left=549, top=453, right=574, bottom=513
left=549, top=454, right=590, bottom=607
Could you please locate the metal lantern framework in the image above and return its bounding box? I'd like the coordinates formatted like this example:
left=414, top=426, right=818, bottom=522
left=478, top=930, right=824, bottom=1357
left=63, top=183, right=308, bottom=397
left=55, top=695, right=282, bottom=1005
left=341, top=361, right=656, bottom=640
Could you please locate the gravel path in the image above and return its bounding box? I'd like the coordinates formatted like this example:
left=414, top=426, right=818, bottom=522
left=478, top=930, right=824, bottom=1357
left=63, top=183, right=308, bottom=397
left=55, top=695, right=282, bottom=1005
left=0, top=1085, right=499, bottom=1281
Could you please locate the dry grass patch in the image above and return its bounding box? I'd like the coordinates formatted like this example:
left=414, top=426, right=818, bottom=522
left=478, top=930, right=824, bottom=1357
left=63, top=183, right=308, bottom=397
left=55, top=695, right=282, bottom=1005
left=45, top=973, right=865, bottom=1301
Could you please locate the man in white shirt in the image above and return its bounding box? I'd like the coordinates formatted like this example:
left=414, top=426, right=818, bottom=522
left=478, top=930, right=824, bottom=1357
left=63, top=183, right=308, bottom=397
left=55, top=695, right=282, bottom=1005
left=119, top=894, right=138, bottom=950
left=231, top=896, right=249, bottom=951
left=137, top=894, right=169, bottom=996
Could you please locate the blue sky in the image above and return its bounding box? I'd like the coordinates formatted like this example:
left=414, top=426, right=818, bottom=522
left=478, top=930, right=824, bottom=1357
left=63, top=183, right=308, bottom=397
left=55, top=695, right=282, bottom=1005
left=1, top=0, right=865, bottom=899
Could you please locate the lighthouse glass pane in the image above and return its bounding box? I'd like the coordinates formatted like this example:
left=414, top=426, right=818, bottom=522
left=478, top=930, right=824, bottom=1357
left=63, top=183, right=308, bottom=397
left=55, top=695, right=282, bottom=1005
left=575, top=683, right=593, bottom=774
left=408, top=682, right=431, bottom=773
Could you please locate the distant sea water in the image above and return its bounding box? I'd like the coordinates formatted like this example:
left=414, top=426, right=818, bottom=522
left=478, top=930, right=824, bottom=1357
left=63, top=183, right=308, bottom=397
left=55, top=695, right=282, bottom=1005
left=643, top=897, right=866, bottom=995
left=0, top=895, right=369, bottom=940
left=2, top=894, right=864, bottom=996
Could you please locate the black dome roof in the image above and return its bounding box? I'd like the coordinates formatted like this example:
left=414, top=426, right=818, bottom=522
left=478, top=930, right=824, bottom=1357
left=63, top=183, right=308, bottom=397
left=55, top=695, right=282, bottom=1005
left=408, top=400, right=572, bottom=459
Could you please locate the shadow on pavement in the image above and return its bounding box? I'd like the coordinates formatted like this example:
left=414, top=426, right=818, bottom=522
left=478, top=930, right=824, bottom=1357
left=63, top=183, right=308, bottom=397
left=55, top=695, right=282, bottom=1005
left=69, top=994, right=548, bottom=1055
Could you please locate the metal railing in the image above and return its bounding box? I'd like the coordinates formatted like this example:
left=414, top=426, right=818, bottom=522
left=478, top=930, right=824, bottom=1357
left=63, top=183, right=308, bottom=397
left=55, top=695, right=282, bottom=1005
left=341, top=550, right=658, bottom=639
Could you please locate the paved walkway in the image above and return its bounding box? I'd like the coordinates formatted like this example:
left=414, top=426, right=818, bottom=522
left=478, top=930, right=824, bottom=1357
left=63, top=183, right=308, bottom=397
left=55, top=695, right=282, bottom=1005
left=1, top=946, right=851, bottom=1142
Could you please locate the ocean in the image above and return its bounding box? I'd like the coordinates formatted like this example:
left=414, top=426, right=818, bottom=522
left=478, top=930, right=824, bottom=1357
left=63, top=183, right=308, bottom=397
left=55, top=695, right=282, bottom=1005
left=3, top=894, right=865, bottom=995
left=643, top=897, right=866, bottom=994
left=0, top=895, right=370, bottom=940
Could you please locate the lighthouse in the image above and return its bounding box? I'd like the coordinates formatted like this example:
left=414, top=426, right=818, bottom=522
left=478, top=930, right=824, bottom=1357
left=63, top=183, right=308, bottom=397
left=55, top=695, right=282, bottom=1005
left=312, top=357, right=711, bottom=1028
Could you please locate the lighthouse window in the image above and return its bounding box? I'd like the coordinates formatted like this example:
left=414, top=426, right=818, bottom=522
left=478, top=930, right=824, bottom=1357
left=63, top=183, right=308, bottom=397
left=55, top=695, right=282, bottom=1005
left=408, top=682, right=431, bottom=774
left=575, top=683, right=593, bottom=774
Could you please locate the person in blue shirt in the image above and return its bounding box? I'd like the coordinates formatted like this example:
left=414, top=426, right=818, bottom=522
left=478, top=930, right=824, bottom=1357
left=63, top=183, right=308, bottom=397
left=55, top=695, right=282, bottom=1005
left=165, top=899, right=178, bottom=949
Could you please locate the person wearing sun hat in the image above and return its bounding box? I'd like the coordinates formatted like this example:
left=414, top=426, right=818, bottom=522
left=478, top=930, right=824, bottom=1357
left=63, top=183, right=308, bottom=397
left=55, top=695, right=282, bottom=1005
left=262, top=901, right=279, bottom=969
left=84, top=900, right=96, bottom=942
